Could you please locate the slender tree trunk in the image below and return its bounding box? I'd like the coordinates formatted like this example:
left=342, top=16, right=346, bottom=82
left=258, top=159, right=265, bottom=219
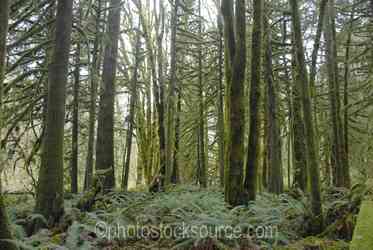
left=171, top=91, right=181, bottom=184
left=343, top=7, right=354, bottom=189
left=325, top=0, right=346, bottom=188
left=290, top=0, right=323, bottom=233
left=95, top=0, right=121, bottom=191
left=217, top=10, right=225, bottom=187
left=84, top=0, right=102, bottom=190
left=166, top=0, right=179, bottom=184
left=0, top=1, right=18, bottom=249
left=222, top=0, right=247, bottom=206
left=35, top=0, right=73, bottom=224
left=157, top=2, right=167, bottom=186
left=122, top=33, right=141, bottom=191
left=197, top=0, right=207, bottom=188
left=309, top=0, right=328, bottom=134
left=264, top=12, right=283, bottom=194
left=244, top=0, right=262, bottom=201
left=71, top=31, right=81, bottom=194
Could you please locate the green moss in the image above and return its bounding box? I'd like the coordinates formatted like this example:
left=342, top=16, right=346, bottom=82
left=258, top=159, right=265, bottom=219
left=350, top=201, right=373, bottom=250
left=274, top=237, right=348, bottom=250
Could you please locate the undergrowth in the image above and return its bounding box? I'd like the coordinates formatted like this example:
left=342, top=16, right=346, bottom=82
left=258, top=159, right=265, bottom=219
left=3, top=183, right=368, bottom=250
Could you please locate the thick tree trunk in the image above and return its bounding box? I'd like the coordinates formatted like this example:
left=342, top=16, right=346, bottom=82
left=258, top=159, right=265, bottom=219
left=95, top=0, right=121, bottom=191
left=35, top=0, right=73, bottom=225
left=222, top=0, right=247, bottom=206
left=244, top=0, right=262, bottom=201
left=290, top=0, right=323, bottom=233
left=264, top=14, right=283, bottom=194
left=84, top=0, right=102, bottom=191
left=290, top=35, right=307, bottom=191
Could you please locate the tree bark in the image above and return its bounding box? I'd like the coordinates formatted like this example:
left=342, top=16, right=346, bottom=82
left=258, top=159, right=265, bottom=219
left=289, top=0, right=323, bottom=233
left=264, top=13, right=283, bottom=194
left=84, top=0, right=102, bottom=191
left=222, top=0, right=247, bottom=206
left=166, top=0, right=179, bottom=184
left=122, top=32, right=140, bottom=191
left=244, top=0, right=262, bottom=201
left=0, top=1, right=18, bottom=249
left=35, top=0, right=73, bottom=225
left=71, top=29, right=81, bottom=194
left=95, top=0, right=121, bottom=191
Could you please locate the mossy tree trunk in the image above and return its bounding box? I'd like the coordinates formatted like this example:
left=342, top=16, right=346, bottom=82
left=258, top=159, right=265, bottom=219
left=325, top=0, right=349, bottom=188
left=222, top=0, right=247, bottom=206
left=197, top=0, right=207, bottom=188
left=84, top=0, right=103, bottom=191
left=166, top=0, right=179, bottom=184
left=95, top=0, right=121, bottom=191
left=289, top=0, right=323, bottom=233
left=35, top=0, right=73, bottom=225
left=217, top=10, right=225, bottom=188
left=264, top=12, right=283, bottom=194
left=0, top=1, right=18, bottom=249
left=244, top=0, right=262, bottom=201
left=71, top=7, right=81, bottom=193
left=290, top=36, right=307, bottom=192
left=122, top=32, right=141, bottom=191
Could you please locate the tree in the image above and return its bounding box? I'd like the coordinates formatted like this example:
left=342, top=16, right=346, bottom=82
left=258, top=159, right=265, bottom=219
left=95, top=0, right=121, bottom=191
left=289, top=0, right=323, bottom=233
left=166, top=0, right=179, bottom=183
left=122, top=31, right=141, bottom=191
left=244, top=0, right=262, bottom=201
left=264, top=10, right=283, bottom=194
left=222, top=0, right=247, bottom=206
left=71, top=7, right=82, bottom=194
left=197, top=0, right=207, bottom=188
left=35, top=0, right=73, bottom=224
left=0, top=1, right=19, bottom=249
left=84, top=0, right=103, bottom=190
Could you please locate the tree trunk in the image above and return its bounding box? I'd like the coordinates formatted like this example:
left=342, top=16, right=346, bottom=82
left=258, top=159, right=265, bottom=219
left=71, top=33, right=81, bottom=194
left=166, top=0, right=179, bottom=184
left=291, top=34, right=307, bottom=191
left=171, top=91, right=181, bottom=184
left=0, top=1, right=18, bottom=249
left=222, top=0, right=247, bottom=206
left=35, top=0, right=73, bottom=225
left=244, top=0, right=262, bottom=201
left=197, top=0, right=207, bottom=188
left=264, top=13, right=283, bottom=194
left=95, top=0, right=121, bottom=191
left=325, top=0, right=347, bottom=188
left=290, top=0, right=323, bottom=233
left=122, top=33, right=141, bottom=191
left=84, top=0, right=102, bottom=191
left=217, top=10, right=225, bottom=188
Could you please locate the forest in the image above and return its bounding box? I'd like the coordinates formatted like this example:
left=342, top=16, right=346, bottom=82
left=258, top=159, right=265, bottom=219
left=0, top=0, right=373, bottom=249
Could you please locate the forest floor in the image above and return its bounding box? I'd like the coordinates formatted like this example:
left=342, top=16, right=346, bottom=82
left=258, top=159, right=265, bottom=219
left=4, top=184, right=367, bottom=250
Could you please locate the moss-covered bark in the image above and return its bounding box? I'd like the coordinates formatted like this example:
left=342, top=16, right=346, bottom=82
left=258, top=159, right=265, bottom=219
left=95, top=0, right=121, bottom=190
left=244, top=0, right=262, bottom=202
left=222, top=0, right=247, bottom=206
left=35, top=0, right=73, bottom=225
left=264, top=12, right=283, bottom=194
left=289, top=0, right=323, bottom=233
